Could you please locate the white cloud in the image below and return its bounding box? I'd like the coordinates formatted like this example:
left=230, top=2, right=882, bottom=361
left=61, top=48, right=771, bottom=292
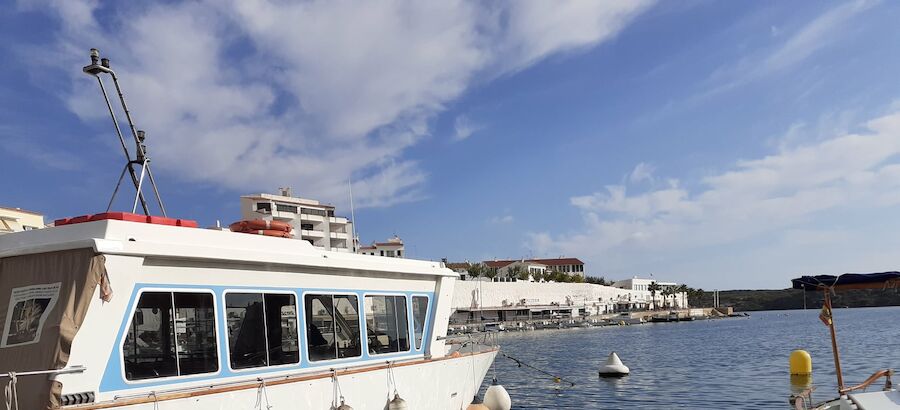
left=627, top=162, right=655, bottom=184
left=762, top=0, right=874, bottom=73
left=697, top=1, right=874, bottom=101
left=488, top=214, right=514, bottom=224
left=23, top=0, right=653, bottom=208
left=453, top=115, right=480, bottom=141
left=530, top=109, right=900, bottom=286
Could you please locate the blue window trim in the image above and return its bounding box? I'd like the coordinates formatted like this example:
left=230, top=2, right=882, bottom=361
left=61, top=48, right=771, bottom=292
left=100, top=284, right=434, bottom=393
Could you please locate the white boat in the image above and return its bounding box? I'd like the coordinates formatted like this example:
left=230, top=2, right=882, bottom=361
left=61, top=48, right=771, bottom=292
left=0, top=48, right=497, bottom=410
left=789, top=272, right=898, bottom=409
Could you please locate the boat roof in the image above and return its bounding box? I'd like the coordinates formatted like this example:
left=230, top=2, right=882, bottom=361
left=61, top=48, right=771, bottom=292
left=791, top=272, right=900, bottom=291
left=0, top=218, right=455, bottom=277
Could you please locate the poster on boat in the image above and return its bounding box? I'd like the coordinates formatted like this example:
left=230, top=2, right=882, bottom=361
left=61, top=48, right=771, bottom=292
left=1, top=282, right=61, bottom=348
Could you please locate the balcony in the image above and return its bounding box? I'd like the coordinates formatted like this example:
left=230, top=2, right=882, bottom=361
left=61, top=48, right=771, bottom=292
left=300, top=229, right=325, bottom=238
left=330, top=231, right=349, bottom=239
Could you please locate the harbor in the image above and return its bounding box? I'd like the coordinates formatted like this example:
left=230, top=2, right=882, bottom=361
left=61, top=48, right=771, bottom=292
left=3, top=1, right=900, bottom=408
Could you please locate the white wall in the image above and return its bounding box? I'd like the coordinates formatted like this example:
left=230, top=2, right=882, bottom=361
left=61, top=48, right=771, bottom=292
left=452, top=281, right=688, bottom=314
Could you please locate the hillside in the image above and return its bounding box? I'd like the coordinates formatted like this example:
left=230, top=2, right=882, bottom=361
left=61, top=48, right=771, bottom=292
left=691, top=288, right=900, bottom=311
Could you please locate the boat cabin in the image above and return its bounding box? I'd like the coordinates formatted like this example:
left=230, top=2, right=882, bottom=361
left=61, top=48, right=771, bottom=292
left=0, top=215, right=458, bottom=408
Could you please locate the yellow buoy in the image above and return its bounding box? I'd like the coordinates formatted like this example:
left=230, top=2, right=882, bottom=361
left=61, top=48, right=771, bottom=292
left=789, top=350, right=812, bottom=375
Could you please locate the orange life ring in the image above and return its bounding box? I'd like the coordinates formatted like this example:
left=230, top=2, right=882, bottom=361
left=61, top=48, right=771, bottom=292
left=229, top=219, right=292, bottom=233
left=233, top=229, right=293, bottom=238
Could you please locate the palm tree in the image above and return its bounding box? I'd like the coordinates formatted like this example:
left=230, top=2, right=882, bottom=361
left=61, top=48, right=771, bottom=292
left=676, top=284, right=689, bottom=308
left=648, top=281, right=661, bottom=311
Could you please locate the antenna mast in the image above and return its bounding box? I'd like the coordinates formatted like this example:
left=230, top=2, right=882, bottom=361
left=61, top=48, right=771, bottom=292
left=348, top=179, right=358, bottom=253
left=82, top=48, right=166, bottom=216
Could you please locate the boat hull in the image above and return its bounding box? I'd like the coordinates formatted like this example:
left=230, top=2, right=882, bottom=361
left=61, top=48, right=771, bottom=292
left=68, top=349, right=497, bottom=409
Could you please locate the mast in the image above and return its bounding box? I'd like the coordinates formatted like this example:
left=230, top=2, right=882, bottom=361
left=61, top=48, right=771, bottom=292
left=348, top=179, right=357, bottom=253
left=823, top=289, right=844, bottom=390
left=82, top=48, right=166, bottom=216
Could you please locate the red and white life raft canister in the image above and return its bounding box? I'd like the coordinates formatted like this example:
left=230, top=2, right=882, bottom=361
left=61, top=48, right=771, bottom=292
left=229, top=219, right=293, bottom=238
left=55, top=212, right=198, bottom=228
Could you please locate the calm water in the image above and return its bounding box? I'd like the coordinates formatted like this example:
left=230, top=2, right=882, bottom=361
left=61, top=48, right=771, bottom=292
left=481, top=306, right=900, bottom=409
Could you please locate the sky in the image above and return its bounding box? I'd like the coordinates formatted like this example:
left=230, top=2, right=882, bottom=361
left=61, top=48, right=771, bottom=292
left=3, top=1, right=900, bottom=290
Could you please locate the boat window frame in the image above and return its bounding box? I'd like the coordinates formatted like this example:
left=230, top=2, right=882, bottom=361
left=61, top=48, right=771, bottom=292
left=222, top=289, right=301, bottom=373
left=362, top=292, right=413, bottom=357
left=409, top=294, right=431, bottom=351
left=300, top=290, right=364, bottom=365
left=119, top=287, right=221, bottom=384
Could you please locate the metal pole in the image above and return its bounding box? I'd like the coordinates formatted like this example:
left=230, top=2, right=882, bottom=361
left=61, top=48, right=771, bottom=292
left=824, top=289, right=844, bottom=390
left=96, top=76, right=150, bottom=214
left=132, top=161, right=148, bottom=214
left=144, top=165, right=167, bottom=217
left=107, top=164, right=129, bottom=212
left=108, top=71, right=165, bottom=214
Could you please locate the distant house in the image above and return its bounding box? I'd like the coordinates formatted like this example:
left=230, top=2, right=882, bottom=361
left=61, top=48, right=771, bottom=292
left=0, top=206, right=45, bottom=235
left=482, top=257, right=586, bottom=282
left=358, top=235, right=404, bottom=258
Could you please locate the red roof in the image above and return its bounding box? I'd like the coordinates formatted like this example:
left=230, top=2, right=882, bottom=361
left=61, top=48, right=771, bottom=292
left=484, top=260, right=514, bottom=268
left=445, top=262, right=471, bottom=270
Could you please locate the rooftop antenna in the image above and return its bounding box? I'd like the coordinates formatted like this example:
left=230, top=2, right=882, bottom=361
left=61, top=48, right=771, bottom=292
left=83, top=48, right=166, bottom=216
left=348, top=178, right=358, bottom=253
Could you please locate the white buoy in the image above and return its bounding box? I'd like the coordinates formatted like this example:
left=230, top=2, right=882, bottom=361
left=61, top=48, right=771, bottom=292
left=598, top=352, right=630, bottom=377
left=483, top=378, right=512, bottom=410
left=388, top=392, right=408, bottom=410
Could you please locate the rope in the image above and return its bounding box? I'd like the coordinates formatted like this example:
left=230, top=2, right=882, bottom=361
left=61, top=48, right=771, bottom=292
left=498, top=352, right=576, bottom=387
left=331, top=369, right=346, bottom=409
left=3, top=372, right=17, bottom=410
left=387, top=361, right=399, bottom=396
left=255, top=379, right=273, bottom=410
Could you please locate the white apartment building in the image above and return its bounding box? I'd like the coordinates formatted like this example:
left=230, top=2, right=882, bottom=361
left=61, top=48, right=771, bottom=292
left=358, top=235, right=404, bottom=258
left=240, top=189, right=354, bottom=252
left=0, top=206, right=45, bottom=235
left=613, top=277, right=684, bottom=309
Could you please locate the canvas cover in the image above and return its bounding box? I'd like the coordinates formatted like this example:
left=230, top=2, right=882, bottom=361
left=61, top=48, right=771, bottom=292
left=0, top=248, right=106, bottom=409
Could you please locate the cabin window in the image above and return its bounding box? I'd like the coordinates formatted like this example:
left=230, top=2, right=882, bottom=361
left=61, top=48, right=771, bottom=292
left=304, top=294, right=361, bottom=361
left=123, top=291, right=218, bottom=380
left=256, top=202, right=271, bottom=212
left=225, top=292, right=299, bottom=369
left=411, top=296, right=428, bottom=350
left=364, top=295, right=409, bottom=354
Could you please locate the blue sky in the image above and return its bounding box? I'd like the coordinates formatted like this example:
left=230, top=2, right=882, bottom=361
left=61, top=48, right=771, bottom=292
left=3, top=1, right=900, bottom=289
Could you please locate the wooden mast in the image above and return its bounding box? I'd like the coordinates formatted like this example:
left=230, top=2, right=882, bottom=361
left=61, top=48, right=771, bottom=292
left=823, top=289, right=844, bottom=390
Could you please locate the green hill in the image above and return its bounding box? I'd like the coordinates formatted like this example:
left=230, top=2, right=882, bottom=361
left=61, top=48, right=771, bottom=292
left=692, top=288, right=900, bottom=311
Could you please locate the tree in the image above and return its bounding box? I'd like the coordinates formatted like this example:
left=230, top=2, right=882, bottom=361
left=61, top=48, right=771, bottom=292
left=515, top=267, right=531, bottom=282
left=532, top=270, right=545, bottom=282
left=660, top=286, right=669, bottom=308
left=648, top=281, right=661, bottom=310
left=484, top=266, right=499, bottom=282
left=467, top=263, right=484, bottom=281
left=571, top=274, right=584, bottom=283
left=676, top=284, right=689, bottom=308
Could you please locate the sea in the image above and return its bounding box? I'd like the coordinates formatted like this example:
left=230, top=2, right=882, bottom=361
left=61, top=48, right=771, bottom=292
left=480, top=306, right=900, bottom=409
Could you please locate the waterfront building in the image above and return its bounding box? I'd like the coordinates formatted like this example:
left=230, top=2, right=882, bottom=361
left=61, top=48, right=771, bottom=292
left=613, top=276, right=684, bottom=310
left=240, top=188, right=353, bottom=252
left=483, top=257, right=586, bottom=281
left=0, top=206, right=45, bottom=235
left=358, top=235, right=404, bottom=257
